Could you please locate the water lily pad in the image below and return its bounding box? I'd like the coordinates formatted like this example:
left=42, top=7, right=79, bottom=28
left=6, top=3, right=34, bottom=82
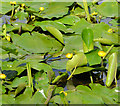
left=11, top=32, right=63, bottom=53
left=96, top=0, right=118, bottom=17
left=1, top=2, right=17, bottom=14
left=57, top=15, right=80, bottom=25
left=34, top=21, right=68, bottom=33
left=85, top=49, right=101, bottom=66
left=33, top=2, right=73, bottom=19
left=14, top=10, right=29, bottom=20
left=12, top=76, right=28, bottom=87
left=2, top=94, right=15, bottom=104
left=70, top=18, right=92, bottom=34
left=73, top=66, right=94, bottom=75
left=63, top=35, right=83, bottom=54
left=50, top=60, right=67, bottom=69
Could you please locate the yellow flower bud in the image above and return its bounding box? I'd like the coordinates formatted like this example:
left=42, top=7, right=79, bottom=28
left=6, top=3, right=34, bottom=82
left=91, top=11, right=98, bottom=16
left=98, top=51, right=106, bottom=57
left=39, top=7, right=44, bottom=11
left=59, top=91, right=67, bottom=96
left=31, top=15, right=35, bottom=21
left=0, top=74, right=6, bottom=79
left=10, top=1, right=16, bottom=5
left=21, top=3, right=25, bottom=7
left=108, top=28, right=113, bottom=33
left=5, top=34, right=11, bottom=42
left=66, top=53, right=73, bottom=59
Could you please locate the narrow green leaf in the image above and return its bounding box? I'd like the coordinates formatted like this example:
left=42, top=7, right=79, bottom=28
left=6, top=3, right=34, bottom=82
left=46, top=26, right=64, bottom=45
left=94, top=38, right=113, bottom=45
left=106, top=52, right=117, bottom=87
left=73, top=67, right=94, bottom=75
left=66, top=52, right=87, bottom=71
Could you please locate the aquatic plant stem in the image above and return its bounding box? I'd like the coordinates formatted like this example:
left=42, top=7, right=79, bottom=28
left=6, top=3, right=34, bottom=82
left=103, top=44, right=114, bottom=59
left=114, top=68, right=117, bottom=86
left=83, top=0, right=91, bottom=23
left=89, top=72, right=93, bottom=84
left=11, top=5, right=14, bottom=18
left=67, top=65, right=77, bottom=80
left=27, top=63, right=33, bottom=92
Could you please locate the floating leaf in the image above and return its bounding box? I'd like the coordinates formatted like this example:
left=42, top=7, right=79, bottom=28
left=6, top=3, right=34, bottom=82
left=14, top=11, right=29, bottom=20
left=34, top=21, right=69, bottom=33
left=50, top=60, right=67, bottom=70
left=11, top=32, right=63, bottom=53
left=85, top=49, right=101, bottom=66
left=66, top=52, right=87, bottom=71
left=33, top=2, right=73, bottom=19
left=46, top=27, right=64, bottom=45
left=57, top=15, right=80, bottom=25
left=106, top=52, right=117, bottom=87
left=96, top=0, right=118, bottom=17
left=82, top=28, right=94, bottom=52
left=15, top=83, right=26, bottom=97
left=12, top=76, right=28, bottom=87
left=15, top=87, right=33, bottom=104
left=2, top=95, right=15, bottom=104
left=70, top=18, right=92, bottom=34
left=63, top=35, right=83, bottom=54
left=73, top=67, right=94, bottom=75
left=31, top=90, right=46, bottom=104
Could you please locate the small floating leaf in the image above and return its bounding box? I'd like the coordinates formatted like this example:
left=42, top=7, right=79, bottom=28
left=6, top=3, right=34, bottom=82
left=46, top=26, right=64, bottom=45
left=82, top=28, right=94, bottom=50
left=106, top=52, right=117, bottom=87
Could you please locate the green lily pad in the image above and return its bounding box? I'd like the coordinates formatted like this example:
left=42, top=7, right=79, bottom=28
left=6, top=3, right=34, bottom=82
left=73, top=66, right=94, bottom=75
left=14, top=10, right=29, bottom=20
left=2, top=94, right=15, bottom=104
left=1, top=2, right=17, bottom=14
left=70, top=18, right=92, bottom=34
left=50, top=59, right=67, bottom=70
left=11, top=32, right=63, bottom=53
left=34, top=21, right=68, bottom=33
left=33, top=2, right=73, bottom=19
left=96, top=0, right=118, bottom=17
left=12, top=76, right=28, bottom=87
left=85, top=49, right=101, bottom=66
left=57, top=15, right=80, bottom=25
left=63, top=35, right=83, bottom=54
left=31, top=90, right=46, bottom=104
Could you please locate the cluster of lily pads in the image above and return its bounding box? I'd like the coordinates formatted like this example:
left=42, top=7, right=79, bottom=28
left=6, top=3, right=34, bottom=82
left=0, top=0, right=120, bottom=104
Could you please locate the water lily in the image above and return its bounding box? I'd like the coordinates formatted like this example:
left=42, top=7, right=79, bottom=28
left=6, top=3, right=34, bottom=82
left=98, top=51, right=106, bottom=57
left=31, top=15, right=35, bottom=21
left=59, top=91, right=67, bottom=96
left=0, top=74, right=6, bottom=79
left=91, top=11, right=98, bottom=16
left=65, top=53, right=73, bottom=59
left=6, top=34, right=11, bottom=42
left=10, top=1, right=16, bottom=5
left=108, top=28, right=113, bottom=33
left=39, top=7, right=44, bottom=11
left=21, top=3, right=25, bottom=7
